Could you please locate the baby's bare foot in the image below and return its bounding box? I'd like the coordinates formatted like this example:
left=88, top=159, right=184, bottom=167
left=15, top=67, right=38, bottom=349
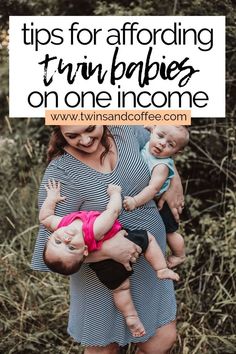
left=156, top=268, right=180, bottom=281
left=125, top=315, right=146, bottom=337
left=167, top=255, right=186, bottom=268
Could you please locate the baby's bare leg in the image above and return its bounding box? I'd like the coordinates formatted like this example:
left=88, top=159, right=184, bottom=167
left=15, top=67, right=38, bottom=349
left=112, top=278, right=146, bottom=338
left=144, top=233, right=179, bottom=281
left=167, top=232, right=186, bottom=268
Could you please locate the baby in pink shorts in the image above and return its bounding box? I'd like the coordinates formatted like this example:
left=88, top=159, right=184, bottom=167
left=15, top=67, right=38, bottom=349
left=39, top=180, right=179, bottom=337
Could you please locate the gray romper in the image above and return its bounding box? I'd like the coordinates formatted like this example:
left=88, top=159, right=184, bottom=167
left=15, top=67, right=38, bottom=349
left=31, top=125, right=176, bottom=346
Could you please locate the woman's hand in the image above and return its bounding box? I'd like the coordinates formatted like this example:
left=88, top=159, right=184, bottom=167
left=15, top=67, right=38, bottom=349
left=85, top=230, right=142, bottom=271
left=158, top=168, right=184, bottom=222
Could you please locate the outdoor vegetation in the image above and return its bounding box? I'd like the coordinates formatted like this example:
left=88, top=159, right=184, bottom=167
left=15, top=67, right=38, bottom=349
left=0, top=0, right=235, bottom=353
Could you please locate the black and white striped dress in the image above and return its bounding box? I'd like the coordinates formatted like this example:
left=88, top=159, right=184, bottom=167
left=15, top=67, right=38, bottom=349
left=31, top=126, right=176, bottom=346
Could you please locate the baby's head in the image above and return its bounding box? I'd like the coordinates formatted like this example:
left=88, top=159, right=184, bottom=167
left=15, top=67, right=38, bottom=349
left=43, top=226, right=88, bottom=276
left=149, top=125, right=189, bottom=158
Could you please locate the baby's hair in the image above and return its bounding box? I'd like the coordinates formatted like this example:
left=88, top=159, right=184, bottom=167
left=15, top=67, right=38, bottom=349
left=176, top=125, right=190, bottom=149
left=43, top=242, right=83, bottom=276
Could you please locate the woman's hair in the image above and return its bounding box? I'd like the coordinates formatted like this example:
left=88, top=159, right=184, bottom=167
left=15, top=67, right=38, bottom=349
left=47, top=126, right=112, bottom=163
left=47, top=127, right=67, bottom=163
left=43, top=243, right=83, bottom=276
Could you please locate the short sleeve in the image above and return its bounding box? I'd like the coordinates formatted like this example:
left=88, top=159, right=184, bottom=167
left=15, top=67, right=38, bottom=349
left=131, top=126, right=150, bottom=150
left=31, top=160, right=82, bottom=272
left=154, top=158, right=175, bottom=179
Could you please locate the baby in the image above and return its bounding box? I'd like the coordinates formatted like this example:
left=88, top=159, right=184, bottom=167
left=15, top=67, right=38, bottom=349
left=124, top=125, right=189, bottom=268
left=39, top=179, right=179, bottom=338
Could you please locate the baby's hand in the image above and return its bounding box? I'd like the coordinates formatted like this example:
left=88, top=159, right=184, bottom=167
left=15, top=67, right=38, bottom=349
left=45, top=179, right=66, bottom=203
left=107, top=184, right=122, bottom=196
left=123, top=196, right=137, bottom=211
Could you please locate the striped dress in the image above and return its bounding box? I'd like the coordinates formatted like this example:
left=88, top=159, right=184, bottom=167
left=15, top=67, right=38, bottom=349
left=31, top=126, right=176, bottom=346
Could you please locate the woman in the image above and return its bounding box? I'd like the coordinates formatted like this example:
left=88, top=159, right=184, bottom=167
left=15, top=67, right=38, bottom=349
left=31, top=125, right=184, bottom=354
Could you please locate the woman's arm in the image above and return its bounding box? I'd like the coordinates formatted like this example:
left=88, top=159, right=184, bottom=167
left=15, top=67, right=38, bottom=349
left=84, top=230, right=142, bottom=271
left=131, top=125, right=150, bottom=150
left=158, top=165, right=184, bottom=222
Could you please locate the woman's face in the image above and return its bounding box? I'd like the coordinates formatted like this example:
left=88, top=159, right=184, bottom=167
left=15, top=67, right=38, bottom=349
left=60, top=125, right=104, bottom=154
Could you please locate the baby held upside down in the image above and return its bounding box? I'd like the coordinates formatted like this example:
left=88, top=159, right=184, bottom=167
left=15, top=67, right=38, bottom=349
left=39, top=180, right=179, bottom=337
